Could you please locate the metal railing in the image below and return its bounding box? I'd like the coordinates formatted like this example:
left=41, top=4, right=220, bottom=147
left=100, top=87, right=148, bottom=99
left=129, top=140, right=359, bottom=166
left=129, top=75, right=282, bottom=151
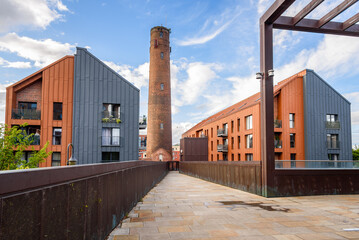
left=275, top=160, right=357, bottom=169
left=217, top=144, right=228, bottom=152
left=102, top=136, right=120, bottom=146
left=12, top=109, right=41, bottom=120
left=327, top=140, right=340, bottom=149
left=274, top=119, right=282, bottom=128
left=217, top=128, right=228, bottom=137
left=30, top=135, right=40, bottom=145
left=102, top=110, right=120, bottom=119
left=326, top=121, right=340, bottom=129
left=274, top=139, right=282, bottom=148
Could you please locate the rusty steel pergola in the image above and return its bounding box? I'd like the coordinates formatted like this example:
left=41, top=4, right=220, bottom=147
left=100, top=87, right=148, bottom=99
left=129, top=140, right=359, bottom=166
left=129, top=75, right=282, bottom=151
left=259, top=0, right=359, bottom=196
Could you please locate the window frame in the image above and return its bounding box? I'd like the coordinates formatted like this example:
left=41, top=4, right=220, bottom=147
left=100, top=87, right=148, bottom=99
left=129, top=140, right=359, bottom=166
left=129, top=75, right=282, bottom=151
left=53, top=102, right=63, bottom=120
left=52, top=127, right=62, bottom=145
left=245, top=115, right=253, bottom=130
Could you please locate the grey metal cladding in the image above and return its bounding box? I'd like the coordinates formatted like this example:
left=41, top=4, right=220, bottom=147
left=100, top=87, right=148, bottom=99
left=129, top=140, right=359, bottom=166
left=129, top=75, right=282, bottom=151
left=73, top=47, right=140, bottom=164
left=303, top=70, right=352, bottom=160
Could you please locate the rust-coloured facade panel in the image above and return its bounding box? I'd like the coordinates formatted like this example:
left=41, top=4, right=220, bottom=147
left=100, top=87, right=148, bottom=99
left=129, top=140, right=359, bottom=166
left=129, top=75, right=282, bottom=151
left=182, top=70, right=307, bottom=163
left=5, top=56, right=74, bottom=167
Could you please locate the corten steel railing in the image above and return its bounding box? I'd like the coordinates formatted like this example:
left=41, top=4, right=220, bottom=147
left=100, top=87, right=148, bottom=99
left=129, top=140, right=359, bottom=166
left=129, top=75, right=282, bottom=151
left=0, top=161, right=168, bottom=240
left=275, top=160, right=358, bottom=169
left=179, top=161, right=262, bottom=195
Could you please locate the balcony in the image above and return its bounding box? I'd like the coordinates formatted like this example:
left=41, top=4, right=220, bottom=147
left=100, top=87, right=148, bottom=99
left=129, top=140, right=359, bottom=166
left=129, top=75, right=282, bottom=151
left=326, top=121, right=340, bottom=129
left=217, top=144, right=228, bottom=152
left=29, top=135, right=40, bottom=145
left=102, top=111, right=121, bottom=123
left=217, top=128, right=228, bottom=137
left=327, top=140, right=340, bottom=149
left=274, top=119, right=282, bottom=128
left=274, top=139, right=282, bottom=149
left=12, top=109, right=41, bottom=120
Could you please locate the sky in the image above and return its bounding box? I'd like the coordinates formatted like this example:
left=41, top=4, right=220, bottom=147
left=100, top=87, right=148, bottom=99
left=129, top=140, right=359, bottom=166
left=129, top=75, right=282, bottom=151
left=0, top=0, right=358, bottom=146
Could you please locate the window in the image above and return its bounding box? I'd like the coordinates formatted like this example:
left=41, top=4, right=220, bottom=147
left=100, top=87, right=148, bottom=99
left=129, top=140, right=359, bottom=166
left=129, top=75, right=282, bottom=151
left=53, top=102, right=62, bottom=120
left=246, top=134, right=253, bottom=148
left=238, top=154, right=240, bottom=161
left=290, top=133, right=295, bottom=148
left=289, top=113, right=295, bottom=128
left=19, top=102, right=37, bottom=110
left=102, top=128, right=120, bottom=146
left=217, top=154, right=219, bottom=161
left=328, top=153, right=339, bottom=161
left=161, top=52, right=164, bottom=59
left=245, top=115, right=252, bottom=130
left=238, top=136, right=240, bottom=149
left=290, top=154, right=296, bottom=168
left=231, top=154, right=234, bottom=161
left=223, top=123, right=228, bottom=134
left=231, top=137, right=234, bottom=149
left=159, top=154, right=163, bottom=161
left=103, top=103, right=120, bottom=119
left=231, top=120, right=234, bottom=133
left=326, top=114, right=338, bottom=122
left=211, top=154, right=213, bottom=161
left=246, top=154, right=253, bottom=161
left=237, top=118, right=240, bottom=132
left=102, top=152, right=120, bottom=162
left=160, top=123, right=164, bottom=129
left=20, top=151, right=34, bottom=163
left=52, top=128, right=62, bottom=145
left=160, top=31, right=163, bottom=38
left=160, top=83, right=164, bottom=91
left=52, top=152, right=61, bottom=166
left=327, top=134, right=339, bottom=149
left=211, top=141, right=213, bottom=151
left=211, top=128, right=213, bottom=138
left=223, top=153, right=228, bottom=161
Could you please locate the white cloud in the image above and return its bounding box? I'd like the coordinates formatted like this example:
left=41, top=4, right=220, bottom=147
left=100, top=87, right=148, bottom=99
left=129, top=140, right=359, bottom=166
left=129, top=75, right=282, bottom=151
left=344, top=92, right=359, bottom=111
left=177, top=7, right=242, bottom=46
left=103, top=61, right=149, bottom=89
left=257, top=0, right=273, bottom=15
left=0, top=57, right=31, bottom=69
left=172, top=122, right=195, bottom=144
left=0, top=0, right=69, bottom=32
left=0, top=33, right=75, bottom=68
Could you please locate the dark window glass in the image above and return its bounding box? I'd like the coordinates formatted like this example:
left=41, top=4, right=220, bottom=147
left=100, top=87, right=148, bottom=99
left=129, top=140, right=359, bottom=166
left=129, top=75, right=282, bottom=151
left=19, top=102, right=37, bottom=110
left=160, top=31, right=163, bottom=38
left=102, top=152, right=120, bottom=162
left=52, top=152, right=61, bottom=166
left=161, top=52, right=164, bottom=59
left=290, top=133, right=295, bottom=148
left=53, top=102, right=62, bottom=120
left=52, top=128, right=62, bottom=145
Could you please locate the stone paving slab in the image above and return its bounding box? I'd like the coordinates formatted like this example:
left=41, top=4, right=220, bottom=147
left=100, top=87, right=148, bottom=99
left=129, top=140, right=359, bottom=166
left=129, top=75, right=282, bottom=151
left=107, top=172, right=359, bottom=240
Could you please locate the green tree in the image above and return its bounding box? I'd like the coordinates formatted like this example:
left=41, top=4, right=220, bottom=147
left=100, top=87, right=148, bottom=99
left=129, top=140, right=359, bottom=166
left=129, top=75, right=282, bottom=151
left=0, top=124, right=52, bottom=170
left=353, top=145, right=359, bottom=161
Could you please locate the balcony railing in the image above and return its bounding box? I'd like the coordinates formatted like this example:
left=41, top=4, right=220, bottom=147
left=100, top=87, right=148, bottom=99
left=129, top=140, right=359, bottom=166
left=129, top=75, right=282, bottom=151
left=274, top=139, right=282, bottom=148
left=217, top=144, right=228, bottom=152
left=327, top=140, right=340, bottom=149
left=12, top=109, right=41, bottom=120
left=102, top=136, right=120, bottom=146
left=217, top=128, right=228, bottom=137
left=274, top=119, right=282, bottom=128
left=30, top=135, right=40, bottom=145
left=326, top=121, right=340, bottom=129
left=102, top=110, right=120, bottom=119
left=275, top=160, right=357, bottom=169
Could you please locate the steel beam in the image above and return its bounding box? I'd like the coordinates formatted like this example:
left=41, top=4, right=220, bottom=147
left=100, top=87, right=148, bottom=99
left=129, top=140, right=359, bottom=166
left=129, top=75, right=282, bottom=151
left=343, top=12, right=359, bottom=30
left=274, top=16, right=359, bottom=37
left=317, top=0, right=358, bottom=28
left=292, top=0, right=324, bottom=25
left=260, top=0, right=295, bottom=24
left=260, top=22, right=275, bottom=197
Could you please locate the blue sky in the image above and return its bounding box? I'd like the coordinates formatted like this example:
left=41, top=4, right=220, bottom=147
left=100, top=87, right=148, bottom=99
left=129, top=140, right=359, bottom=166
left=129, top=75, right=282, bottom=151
left=0, top=0, right=358, bottom=146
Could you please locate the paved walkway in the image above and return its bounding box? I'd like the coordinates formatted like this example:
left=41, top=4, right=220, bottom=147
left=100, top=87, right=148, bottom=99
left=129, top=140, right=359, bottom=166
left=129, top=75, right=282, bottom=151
left=107, top=172, right=359, bottom=240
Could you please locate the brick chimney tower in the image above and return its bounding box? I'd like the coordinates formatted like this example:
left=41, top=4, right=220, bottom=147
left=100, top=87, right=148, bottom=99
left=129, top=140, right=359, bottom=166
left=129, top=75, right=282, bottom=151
left=147, top=26, right=172, bottom=161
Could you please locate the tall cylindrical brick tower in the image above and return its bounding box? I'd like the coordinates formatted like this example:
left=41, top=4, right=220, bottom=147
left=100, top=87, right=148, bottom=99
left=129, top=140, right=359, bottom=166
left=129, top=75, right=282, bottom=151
left=147, top=26, right=172, bottom=161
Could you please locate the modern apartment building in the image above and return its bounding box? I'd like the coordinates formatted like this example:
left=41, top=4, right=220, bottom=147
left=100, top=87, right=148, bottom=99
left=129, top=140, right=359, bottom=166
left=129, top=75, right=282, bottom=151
left=5, top=47, right=139, bottom=167
left=182, top=70, right=352, bottom=164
